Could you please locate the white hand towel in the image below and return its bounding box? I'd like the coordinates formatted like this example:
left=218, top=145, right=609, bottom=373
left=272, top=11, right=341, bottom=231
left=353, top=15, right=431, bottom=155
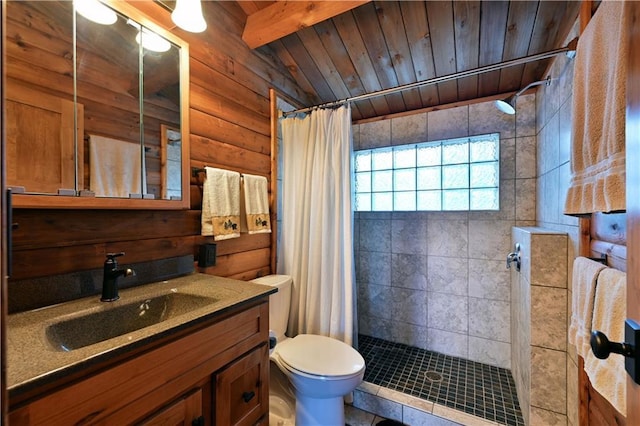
left=201, top=167, right=240, bottom=240
left=585, top=267, right=627, bottom=416
left=89, top=135, right=142, bottom=197
left=241, top=174, right=271, bottom=234
left=568, top=256, right=607, bottom=358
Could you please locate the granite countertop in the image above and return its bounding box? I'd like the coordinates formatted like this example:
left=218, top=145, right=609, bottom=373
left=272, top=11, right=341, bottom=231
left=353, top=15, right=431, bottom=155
left=7, top=273, right=275, bottom=399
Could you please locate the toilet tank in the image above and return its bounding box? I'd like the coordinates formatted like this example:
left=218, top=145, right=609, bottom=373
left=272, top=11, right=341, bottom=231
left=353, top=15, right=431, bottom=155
left=250, top=275, right=292, bottom=340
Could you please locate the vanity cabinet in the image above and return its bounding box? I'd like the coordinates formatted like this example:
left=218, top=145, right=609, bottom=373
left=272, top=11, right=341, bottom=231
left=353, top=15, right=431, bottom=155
left=8, top=299, right=269, bottom=425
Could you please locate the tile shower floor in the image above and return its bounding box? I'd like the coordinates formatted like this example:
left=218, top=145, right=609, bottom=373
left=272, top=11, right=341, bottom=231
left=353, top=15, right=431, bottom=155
left=358, top=335, right=525, bottom=426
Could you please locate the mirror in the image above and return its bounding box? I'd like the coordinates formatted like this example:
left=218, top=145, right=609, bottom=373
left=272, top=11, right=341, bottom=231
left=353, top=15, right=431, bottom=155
left=4, top=0, right=190, bottom=208
left=160, top=125, right=182, bottom=199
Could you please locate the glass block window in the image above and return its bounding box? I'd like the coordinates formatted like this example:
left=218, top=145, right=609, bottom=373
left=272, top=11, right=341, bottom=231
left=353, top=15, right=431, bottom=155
left=354, top=134, right=500, bottom=212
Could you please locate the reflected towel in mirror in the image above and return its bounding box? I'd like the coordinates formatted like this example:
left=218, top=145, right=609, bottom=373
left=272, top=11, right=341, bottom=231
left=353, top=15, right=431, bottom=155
left=89, top=135, right=142, bottom=197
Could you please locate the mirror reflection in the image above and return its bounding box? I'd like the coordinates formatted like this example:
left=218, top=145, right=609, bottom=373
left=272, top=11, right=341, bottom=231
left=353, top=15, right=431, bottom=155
left=5, top=0, right=184, bottom=202
left=6, top=1, right=76, bottom=195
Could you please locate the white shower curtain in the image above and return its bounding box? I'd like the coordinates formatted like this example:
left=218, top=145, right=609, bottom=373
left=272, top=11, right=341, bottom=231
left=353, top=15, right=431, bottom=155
left=278, top=105, right=355, bottom=345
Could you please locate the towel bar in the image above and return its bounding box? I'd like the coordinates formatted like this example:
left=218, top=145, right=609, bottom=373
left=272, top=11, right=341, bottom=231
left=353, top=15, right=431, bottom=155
left=588, top=254, right=608, bottom=265
left=192, top=167, right=206, bottom=177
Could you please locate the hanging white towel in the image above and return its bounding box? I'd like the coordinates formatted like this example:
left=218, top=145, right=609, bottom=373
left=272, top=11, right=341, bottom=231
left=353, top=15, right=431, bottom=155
left=563, top=1, right=629, bottom=214
left=201, top=167, right=240, bottom=240
left=89, top=135, right=142, bottom=197
left=241, top=174, right=271, bottom=234
left=568, top=256, right=607, bottom=358
left=585, top=267, right=627, bottom=416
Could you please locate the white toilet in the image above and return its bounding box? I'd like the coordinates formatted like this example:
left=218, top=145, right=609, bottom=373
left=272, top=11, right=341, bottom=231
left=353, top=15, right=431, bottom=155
left=251, top=275, right=365, bottom=426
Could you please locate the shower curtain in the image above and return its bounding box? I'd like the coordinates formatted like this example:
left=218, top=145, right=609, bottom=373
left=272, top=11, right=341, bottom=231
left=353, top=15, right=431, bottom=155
left=278, top=105, right=355, bottom=345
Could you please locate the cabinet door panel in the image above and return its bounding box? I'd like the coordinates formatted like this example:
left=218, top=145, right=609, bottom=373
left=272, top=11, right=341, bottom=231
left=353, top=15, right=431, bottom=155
left=6, top=82, right=83, bottom=193
left=215, top=345, right=268, bottom=426
left=139, top=388, right=202, bottom=426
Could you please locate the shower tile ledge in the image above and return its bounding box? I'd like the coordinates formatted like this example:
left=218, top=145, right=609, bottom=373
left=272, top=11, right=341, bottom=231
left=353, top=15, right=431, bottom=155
left=355, top=381, right=504, bottom=426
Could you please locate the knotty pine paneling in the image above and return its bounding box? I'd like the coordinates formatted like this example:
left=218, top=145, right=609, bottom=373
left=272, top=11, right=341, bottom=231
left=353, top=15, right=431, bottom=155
left=11, top=210, right=200, bottom=250
left=375, top=1, right=423, bottom=111
left=477, top=1, right=509, bottom=97
left=190, top=136, right=271, bottom=176
left=11, top=236, right=197, bottom=281
left=453, top=1, right=480, bottom=101
left=520, top=1, right=566, bottom=87
left=497, top=2, right=538, bottom=93
left=190, top=82, right=270, bottom=137
left=424, top=1, right=457, bottom=104
left=199, top=247, right=271, bottom=278
left=194, top=2, right=583, bottom=121
left=398, top=1, right=439, bottom=108
left=352, top=3, right=406, bottom=112
left=9, top=1, right=309, bottom=286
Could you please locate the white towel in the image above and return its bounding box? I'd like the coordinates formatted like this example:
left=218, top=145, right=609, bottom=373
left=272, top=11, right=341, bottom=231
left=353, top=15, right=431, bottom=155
left=89, top=135, right=142, bottom=197
left=563, top=0, right=629, bottom=215
left=568, top=257, right=607, bottom=358
left=201, top=167, right=240, bottom=240
left=585, top=267, right=627, bottom=416
left=241, top=174, right=271, bottom=234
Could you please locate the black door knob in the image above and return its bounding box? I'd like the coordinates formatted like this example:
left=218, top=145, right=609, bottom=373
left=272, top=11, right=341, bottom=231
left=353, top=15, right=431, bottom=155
left=590, top=330, right=634, bottom=359
left=589, top=319, right=640, bottom=385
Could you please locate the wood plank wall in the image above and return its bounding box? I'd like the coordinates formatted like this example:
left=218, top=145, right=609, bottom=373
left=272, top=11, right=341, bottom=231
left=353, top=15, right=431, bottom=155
left=8, top=1, right=311, bottom=284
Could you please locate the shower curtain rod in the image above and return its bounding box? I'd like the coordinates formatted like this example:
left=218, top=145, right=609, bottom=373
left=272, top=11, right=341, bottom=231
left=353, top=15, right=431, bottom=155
left=281, top=38, right=577, bottom=118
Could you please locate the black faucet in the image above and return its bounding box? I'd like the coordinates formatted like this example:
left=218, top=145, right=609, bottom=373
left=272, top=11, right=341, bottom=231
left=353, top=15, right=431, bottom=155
left=101, top=252, right=135, bottom=302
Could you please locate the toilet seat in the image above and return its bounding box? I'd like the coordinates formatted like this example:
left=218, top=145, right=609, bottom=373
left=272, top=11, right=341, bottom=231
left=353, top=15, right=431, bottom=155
left=275, top=334, right=365, bottom=378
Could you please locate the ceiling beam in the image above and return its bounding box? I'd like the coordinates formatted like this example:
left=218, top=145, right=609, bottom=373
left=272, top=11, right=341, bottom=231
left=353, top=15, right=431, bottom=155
left=237, top=1, right=269, bottom=16
left=242, top=1, right=370, bottom=49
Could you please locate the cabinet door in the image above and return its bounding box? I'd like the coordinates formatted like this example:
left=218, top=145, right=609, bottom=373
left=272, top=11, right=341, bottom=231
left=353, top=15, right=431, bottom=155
left=6, top=83, right=84, bottom=194
left=215, top=345, right=268, bottom=426
left=139, top=388, right=203, bottom=426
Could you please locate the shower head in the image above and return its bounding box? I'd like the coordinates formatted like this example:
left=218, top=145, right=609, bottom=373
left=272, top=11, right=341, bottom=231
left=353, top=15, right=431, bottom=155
left=494, top=77, right=552, bottom=115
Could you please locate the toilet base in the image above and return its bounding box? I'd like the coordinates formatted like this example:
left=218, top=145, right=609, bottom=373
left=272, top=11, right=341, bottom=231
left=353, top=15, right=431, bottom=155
left=295, top=395, right=344, bottom=425
left=270, top=359, right=296, bottom=425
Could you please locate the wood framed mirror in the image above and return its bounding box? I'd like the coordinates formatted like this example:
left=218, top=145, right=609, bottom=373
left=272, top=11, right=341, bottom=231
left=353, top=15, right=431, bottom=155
left=4, top=0, right=190, bottom=209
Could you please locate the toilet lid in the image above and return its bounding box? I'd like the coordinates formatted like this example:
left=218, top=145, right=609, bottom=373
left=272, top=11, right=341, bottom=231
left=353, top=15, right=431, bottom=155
left=276, top=334, right=365, bottom=377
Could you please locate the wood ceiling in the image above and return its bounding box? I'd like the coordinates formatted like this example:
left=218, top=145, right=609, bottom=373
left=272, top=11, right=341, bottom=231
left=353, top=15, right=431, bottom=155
left=237, top=1, right=581, bottom=121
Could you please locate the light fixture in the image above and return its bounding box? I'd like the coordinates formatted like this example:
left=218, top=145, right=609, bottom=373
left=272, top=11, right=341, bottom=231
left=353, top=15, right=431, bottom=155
left=171, top=0, right=207, bottom=33
left=74, top=0, right=117, bottom=26
left=136, top=28, right=171, bottom=53
left=127, top=20, right=171, bottom=53
left=494, top=77, right=552, bottom=115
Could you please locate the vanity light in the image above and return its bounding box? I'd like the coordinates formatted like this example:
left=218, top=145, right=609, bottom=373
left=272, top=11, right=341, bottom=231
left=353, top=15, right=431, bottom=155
left=136, top=28, right=171, bottom=53
left=74, top=0, right=117, bottom=26
left=171, top=0, right=207, bottom=33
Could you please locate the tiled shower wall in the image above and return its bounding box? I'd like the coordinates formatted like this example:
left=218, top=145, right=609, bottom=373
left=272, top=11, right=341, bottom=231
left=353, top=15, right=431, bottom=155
left=353, top=94, right=537, bottom=369
left=511, top=227, right=568, bottom=425
left=534, top=19, right=581, bottom=426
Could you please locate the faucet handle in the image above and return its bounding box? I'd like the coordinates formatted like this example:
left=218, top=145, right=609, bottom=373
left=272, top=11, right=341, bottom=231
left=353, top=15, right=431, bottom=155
left=105, top=252, right=125, bottom=265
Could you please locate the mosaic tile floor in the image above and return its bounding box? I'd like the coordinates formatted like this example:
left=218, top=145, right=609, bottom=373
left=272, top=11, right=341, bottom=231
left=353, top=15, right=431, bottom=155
left=358, top=335, right=525, bottom=426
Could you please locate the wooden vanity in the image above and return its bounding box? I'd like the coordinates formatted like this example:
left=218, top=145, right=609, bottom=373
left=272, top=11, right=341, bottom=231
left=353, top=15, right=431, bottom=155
left=6, top=274, right=274, bottom=425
